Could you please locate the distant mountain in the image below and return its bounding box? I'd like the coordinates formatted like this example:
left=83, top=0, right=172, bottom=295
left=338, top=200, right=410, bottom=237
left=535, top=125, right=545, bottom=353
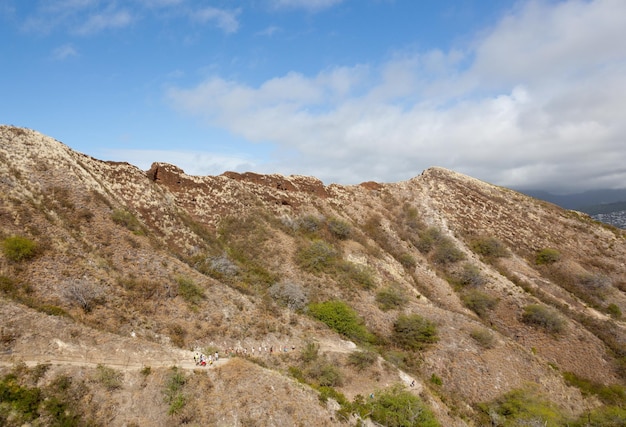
left=517, top=188, right=626, bottom=210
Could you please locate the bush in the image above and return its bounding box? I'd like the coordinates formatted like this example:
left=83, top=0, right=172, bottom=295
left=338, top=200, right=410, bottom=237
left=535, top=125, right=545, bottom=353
left=337, top=261, right=375, bottom=289
left=356, top=384, right=440, bottom=427
left=307, top=300, right=374, bottom=343
left=300, top=342, right=320, bottom=363
left=607, top=303, right=622, bottom=319
left=327, top=217, right=352, bottom=240
left=376, top=285, right=407, bottom=311
left=457, top=263, right=486, bottom=287
left=296, top=240, right=338, bottom=273
left=393, top=314, right=438, bottom=351
left=416, top=227, right=443, bottom=253
left=163, top=367, right=187, bottom=415
left=176, top=276, right=205, bottom=305
left=63, top=279, right=103, bottom=312
left=521, top=304, right=566, bottom=334
left=432, top=238, right=465, bottom=265
left=95, top=364, right=122, bottom=390
left=2, top=235, right=38, bottom=262
left=480, top=386, right=567, bottom=427
left=306, top=363, right=343, bottom=387
left=397, top=253, right=416, bottom=269
left=470, top=327, right=496, bottom=349
left=535, top=248, right=561, bottom=265
left=111, top=209, right=145, bottom=235
left=269, top=281, right=308, bottom=311
left=470, top=236, right=508, bottom=259
left=347, top=350, right=378, bottom=371
left=462, top=290, right=498, bottom=318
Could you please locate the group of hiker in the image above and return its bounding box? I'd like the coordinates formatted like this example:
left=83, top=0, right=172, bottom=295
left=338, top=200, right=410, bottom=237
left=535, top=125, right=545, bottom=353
left=193, top=344, right=297, bottom=366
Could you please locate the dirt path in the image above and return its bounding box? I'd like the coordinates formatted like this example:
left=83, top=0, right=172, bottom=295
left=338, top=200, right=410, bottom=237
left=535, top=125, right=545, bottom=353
left=0, top=349, right=229, bottom=372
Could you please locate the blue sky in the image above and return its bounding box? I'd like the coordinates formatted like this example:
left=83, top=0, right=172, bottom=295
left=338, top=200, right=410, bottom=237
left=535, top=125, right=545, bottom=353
left=2, top=0, right=625, bottom=193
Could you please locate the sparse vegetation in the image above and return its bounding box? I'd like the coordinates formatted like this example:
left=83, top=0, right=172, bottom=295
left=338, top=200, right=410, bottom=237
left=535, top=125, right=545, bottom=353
left=269, top=281, right=308, bottom=311
left=521, top=304, right=566, bottom=334
left=376, top=284, right=407, bottom=311
left=456, top=263, right=486, bottom=287
left=296, top=240, right=339, bottom=273
left=163, top=367, right=187, bottom=416
left=176, top=276, right=205, bottom=305
left=470, top=236, right=508, bottom=259
left=470, top=327, right=497, bottom=348
left=2, top=235, right=38, bottom=262
left=393, top=313, right=438, bottom=351
left=347, top=350, right=377, bottom=371
left=327, top=217, right=352, bottom=240
left=478, top=385, right=567, bottom=426
left=94, top=364, right=123, bottom=390
left=462, top=290, right=498, bottom=318
left=535, top=248, right=561, bottom=265
left=111, top=208, right=145, bottom=235
left=63, top=279, right=103, bottom=312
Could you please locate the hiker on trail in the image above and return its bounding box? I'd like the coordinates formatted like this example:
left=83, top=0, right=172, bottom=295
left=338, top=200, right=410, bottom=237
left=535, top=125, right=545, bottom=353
left=215, top=351, right=219, bottom=361
left=194, top=352, right=199, bottom=365
left=410, top=380, right=415, bottom=387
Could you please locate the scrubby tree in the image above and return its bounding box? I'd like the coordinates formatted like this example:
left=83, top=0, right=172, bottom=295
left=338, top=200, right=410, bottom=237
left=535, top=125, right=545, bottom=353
left=393, top=314, right=438, bottom=351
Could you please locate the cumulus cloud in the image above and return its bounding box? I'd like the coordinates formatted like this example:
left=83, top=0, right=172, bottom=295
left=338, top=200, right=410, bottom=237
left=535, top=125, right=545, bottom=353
left=270, top=0, right=345, bottom=11
left=167, top=0, right=626, bottom=192
left=52, top=43, right=78, bottom=59
left=191, top=6, right=240, bottom=34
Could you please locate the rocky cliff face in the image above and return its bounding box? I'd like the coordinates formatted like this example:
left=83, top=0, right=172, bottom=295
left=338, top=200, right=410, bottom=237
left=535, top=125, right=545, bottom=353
left=1, top=125, right=625, bottom=426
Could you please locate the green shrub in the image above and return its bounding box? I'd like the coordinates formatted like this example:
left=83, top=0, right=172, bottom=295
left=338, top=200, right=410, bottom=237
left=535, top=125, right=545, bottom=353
left=470, top=327, right=496, bottom=349
left=607, top=303, right=622, bottom=319
left=176, top=276, right=205, bottom=305
left=479, top=386, right=567, bottom=427
left=376, top=285, right=407, bottom=311
left=462, top=290, right=498, bottom=318
left=571, top=405, right=626, bottom=427
left=563, top=371, right=626, bottom=406
left=432, top=238, right=465, bottom=265
left=470, top=236, right=508, bottom=258
left=347, top=350, right=378, bottom=371
left=163, top=367, right=187, bottom=415
left=393, top=314, right=438, bottom=351
left=2, top=235, right=38, bottom=262
left=357, top=384, right=440, bottom=427
left=416, top=227, right=442, bottom=253
left=296, top=240, right=338, bottom=273
left=297, top=214, right=323, bottom=234
left=535, top=248, right=561, bottom=265
left=430, top=373, right=443, bottom=385
left=307, top=300, right=374, bottom=343
left=327, top=217, right=352, bottom=240
left=300, top=342, right=320, bottom=363
left=521, top=304, right=566, bottom=334
left=95, top=364, right=123, bottom=391
left=457, top=263, right=486, bottom=287
left=337, top=261, right=376, bottom=289
left=111, top=209, right=145, bottom=235
left=306, top=363, right=343, bottom=387
left=397, top=253, right=416, bottom=269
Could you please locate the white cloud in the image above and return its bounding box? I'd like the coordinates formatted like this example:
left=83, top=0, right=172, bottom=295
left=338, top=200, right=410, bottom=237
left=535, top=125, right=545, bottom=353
left=192, top=7, right=240, bottom=34
left=75, top=7, right=133, bottom=34
left=270, top=0, right=345, bottom=11
left=103, top=149, right=256, bottom=176
left=52, top=43, right=78, bottom=60
left=167, top=0, right=626, bottom=191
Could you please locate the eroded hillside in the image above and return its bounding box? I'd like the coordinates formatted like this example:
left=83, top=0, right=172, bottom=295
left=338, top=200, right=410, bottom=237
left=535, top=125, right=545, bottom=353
left=1, top=125, right=625, bottom=426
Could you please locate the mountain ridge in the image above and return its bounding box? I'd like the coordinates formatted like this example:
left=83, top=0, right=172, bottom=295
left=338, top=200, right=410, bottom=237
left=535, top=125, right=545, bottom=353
left=1, top=125, right=625, bottom=426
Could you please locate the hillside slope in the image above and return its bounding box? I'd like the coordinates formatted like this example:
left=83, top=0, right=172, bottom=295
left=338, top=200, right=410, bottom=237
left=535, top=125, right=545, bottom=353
left=1, top=125, right=625, bottom=426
